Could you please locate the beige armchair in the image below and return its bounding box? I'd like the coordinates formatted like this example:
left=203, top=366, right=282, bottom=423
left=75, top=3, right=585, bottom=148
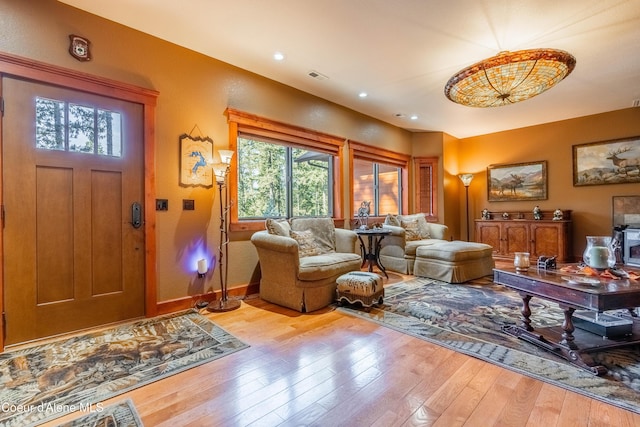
left=379, top=213, right=450, bottom=274
left=251, top=217, right=361, bottom=312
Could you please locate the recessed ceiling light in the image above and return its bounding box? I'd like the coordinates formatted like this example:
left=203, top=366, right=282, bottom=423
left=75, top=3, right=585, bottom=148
left=273, top=52, right=285, bottom=61
left=358, top=92, right=368, bottom=98
left=410, top=115, right=418, bottom=120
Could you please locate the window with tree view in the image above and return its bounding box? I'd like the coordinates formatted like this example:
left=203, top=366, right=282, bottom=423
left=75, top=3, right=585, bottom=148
left=237, top=136, right=333, bottom=219
left=35, top=97, right=122, bottom=156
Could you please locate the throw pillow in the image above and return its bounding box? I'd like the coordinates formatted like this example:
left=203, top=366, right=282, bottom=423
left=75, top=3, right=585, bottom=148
left=289, top=217, right=335, bottom=254
left=289, top=229, right=323, bottom=258
left=398, top=213, right=431, bottom=239
left=265, top=218, right=290, bottom=236
left=385, top=214, right=401, bottom=227
left=401, top=219, right=421, bottom=241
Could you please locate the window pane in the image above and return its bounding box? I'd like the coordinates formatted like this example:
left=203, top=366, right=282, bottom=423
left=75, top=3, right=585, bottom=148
left=353, top=159, right=375, bottom=216
left=237, top=137, right=286, bottom=218
left=69, top=103, right=95, bottom=153
left=35, top=97, right=66, bottom=151
left=292, top=148, right=330, bottom=217
left=378, top=163, right=400, bottom=215
left=97, top=109, right=122, bottom=157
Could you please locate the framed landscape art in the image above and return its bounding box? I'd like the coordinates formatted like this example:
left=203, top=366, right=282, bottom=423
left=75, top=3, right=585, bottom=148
left=573, top=136, right=640, bottom=186
left=487, top=161, right=547, bottom=202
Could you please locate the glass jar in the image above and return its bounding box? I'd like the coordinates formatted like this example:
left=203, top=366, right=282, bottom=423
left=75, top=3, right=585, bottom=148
left=514, top=252, right=530, bottom=272
left=582, top=236, right=616, bottom=269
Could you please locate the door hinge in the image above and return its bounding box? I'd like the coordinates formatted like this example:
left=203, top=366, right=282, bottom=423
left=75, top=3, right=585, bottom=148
left=0, top=96, right=4, bottom=116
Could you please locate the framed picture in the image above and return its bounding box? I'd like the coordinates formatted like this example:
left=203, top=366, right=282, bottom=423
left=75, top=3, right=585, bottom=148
left=573, top=136, right=640, bottom=186
left=487, top=160, right=547, bottom=202
left=179, top=133, right=214, bottom=187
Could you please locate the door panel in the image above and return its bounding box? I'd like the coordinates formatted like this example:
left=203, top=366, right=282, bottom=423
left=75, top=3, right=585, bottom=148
left=3, top=77, right=145, bottom=345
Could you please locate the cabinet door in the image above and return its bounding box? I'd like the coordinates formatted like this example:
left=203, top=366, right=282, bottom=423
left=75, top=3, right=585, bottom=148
left=531, top=223, right=564, bottom=261
left=503, top=223, right=529, bottom=255
left=476, top=222, right=501, bottom=254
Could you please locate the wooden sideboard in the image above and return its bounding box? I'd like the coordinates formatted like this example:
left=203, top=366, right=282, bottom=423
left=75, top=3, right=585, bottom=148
left=475, top=210, right=572, bottom=262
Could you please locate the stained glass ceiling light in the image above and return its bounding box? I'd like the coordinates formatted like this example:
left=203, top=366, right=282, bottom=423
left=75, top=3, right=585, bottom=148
left=444, top=48, right=576, bottom=108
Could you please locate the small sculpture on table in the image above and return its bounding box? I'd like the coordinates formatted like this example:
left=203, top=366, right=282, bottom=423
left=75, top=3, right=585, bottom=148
left=537, top=256, right=557, bottom=270
left=481, top=208, right=491, bottom=220
left=533, top=205, right=542, bottom=220
left=357, top=200, right=371, bottom=229
left=553, top=209, right=563, bottom=220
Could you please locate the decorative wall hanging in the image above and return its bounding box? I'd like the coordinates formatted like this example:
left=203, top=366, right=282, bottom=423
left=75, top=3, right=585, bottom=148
left=179, top=131, right=213, bottom=187
left=487, top=160, right=547, bottom=202
left=573, top=136, right=640, bottom=186
left=69, top=35, right=92, bottom=62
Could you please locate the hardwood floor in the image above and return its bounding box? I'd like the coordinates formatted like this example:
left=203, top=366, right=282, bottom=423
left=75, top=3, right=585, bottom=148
left=45, top=269, right=640, bottom=427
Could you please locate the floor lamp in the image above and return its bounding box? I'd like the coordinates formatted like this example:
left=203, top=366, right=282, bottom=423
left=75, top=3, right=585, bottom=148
left=207, top=150, right=241, bottom=312
left=458, top=173, right=473, bottom=242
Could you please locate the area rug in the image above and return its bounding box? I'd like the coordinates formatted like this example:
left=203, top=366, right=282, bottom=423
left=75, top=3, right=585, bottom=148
left=0, top=310, right=248, bottom=427
left=337, top=277, right=640, bottom=414
left=56, top=399, right=143, bottom=427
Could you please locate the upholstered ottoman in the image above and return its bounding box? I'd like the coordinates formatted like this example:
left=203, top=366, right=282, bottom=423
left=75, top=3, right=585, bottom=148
left=336, top=271, right=384, bottom=309
left=414, top=241, right=494, bottom=283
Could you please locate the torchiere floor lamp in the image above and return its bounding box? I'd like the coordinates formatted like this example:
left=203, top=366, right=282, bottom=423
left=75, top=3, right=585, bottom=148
left=458, top=173, right=473, bottom=242
left=207, top=150, right=241, bottom=312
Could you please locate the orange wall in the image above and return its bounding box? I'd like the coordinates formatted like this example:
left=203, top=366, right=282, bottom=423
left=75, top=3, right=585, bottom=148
left=2, top=0, right=639, bottom=306
left=456, top=108, right=640, bottom=259
left=0, top=0, right=413, bottom=302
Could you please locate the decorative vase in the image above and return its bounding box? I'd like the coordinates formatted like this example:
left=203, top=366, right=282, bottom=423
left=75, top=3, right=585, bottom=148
left=582, top=236, right=615, bottom=269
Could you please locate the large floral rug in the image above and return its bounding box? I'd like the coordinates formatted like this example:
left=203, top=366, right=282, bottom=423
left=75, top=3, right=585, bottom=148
left=337, top=276, right=640, bottom=414
left=0, top=310, right=248, bottom=427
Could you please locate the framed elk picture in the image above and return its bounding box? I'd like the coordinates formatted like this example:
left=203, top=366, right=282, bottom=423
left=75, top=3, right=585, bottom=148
left=573, top=136, right=640, bottom=186
left=487, top=160, right=547, bottom=202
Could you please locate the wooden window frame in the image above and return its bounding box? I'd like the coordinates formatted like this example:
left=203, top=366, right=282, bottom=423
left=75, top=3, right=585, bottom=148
left=226, top=108, right=346, bottom=231
left=414, top=156, right=439, bottom=222
left=348, top=141, right=410, bottom=223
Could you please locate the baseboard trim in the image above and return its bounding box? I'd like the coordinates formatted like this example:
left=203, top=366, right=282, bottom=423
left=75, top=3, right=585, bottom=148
left=156, top=282, right=260, bottom=315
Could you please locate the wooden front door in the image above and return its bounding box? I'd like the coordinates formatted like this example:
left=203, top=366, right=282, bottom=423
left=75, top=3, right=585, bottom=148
left=2, top=77, right=145, bottom=345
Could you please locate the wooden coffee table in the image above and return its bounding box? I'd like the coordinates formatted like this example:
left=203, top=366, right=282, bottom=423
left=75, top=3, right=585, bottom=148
left=493, top=265, right=640, bottom=375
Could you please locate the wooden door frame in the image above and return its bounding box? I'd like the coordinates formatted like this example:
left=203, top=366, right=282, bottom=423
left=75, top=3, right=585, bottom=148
left=0, top=52, right=159, bottom=351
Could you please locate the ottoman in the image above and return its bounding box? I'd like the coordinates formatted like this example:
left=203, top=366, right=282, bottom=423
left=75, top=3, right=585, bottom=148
left=336, top=271, right=384, bottom=309
left=413, top=241, right=494, bottom=283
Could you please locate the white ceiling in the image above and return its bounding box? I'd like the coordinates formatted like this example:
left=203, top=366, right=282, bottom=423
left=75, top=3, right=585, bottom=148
left=58, top=0, right=640, bottom=138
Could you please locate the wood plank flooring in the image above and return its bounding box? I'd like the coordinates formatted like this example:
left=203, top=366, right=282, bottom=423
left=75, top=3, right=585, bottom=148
left=44, top=269, right=640, bottom=427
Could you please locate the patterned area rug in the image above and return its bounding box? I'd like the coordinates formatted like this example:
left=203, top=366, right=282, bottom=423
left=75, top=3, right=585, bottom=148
left=0, top=310, right=248, bottom=427
left=56, top=399, right=143, bottom=427
left=337, top=277, right=640, bottom=414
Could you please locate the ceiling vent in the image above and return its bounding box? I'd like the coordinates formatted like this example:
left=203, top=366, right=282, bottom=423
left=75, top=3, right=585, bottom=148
left=308, top=70, right=329, bottom=81
left=633, top=99, right=640, bottom=108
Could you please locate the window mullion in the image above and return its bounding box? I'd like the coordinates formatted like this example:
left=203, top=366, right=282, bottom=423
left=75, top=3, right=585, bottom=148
left=286, top=147, right=293, bottom=218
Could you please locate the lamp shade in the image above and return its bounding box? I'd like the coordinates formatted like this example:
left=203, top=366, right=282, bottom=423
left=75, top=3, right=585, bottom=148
left=445, top=49, right=576, bottom=107
left=218, top=150, right=234, bottom=165
left=212, top=163, right=227, bottom=183
left=458, top=173, right=474, bottom=187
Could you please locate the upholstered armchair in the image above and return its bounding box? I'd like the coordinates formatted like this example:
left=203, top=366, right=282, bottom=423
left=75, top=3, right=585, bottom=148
left=250, top=217, right=362, bottom=312
left=379, top=213, right=450, bottom=274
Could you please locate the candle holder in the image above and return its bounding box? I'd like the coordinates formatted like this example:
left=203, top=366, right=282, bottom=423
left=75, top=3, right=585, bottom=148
left=514, top=252, right=530, bottom=272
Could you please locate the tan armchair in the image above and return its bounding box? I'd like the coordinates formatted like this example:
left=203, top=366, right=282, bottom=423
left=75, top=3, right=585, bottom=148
left=379, top=213, right=450, bottom=274
left=251, top=218, right=361, bottom=312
